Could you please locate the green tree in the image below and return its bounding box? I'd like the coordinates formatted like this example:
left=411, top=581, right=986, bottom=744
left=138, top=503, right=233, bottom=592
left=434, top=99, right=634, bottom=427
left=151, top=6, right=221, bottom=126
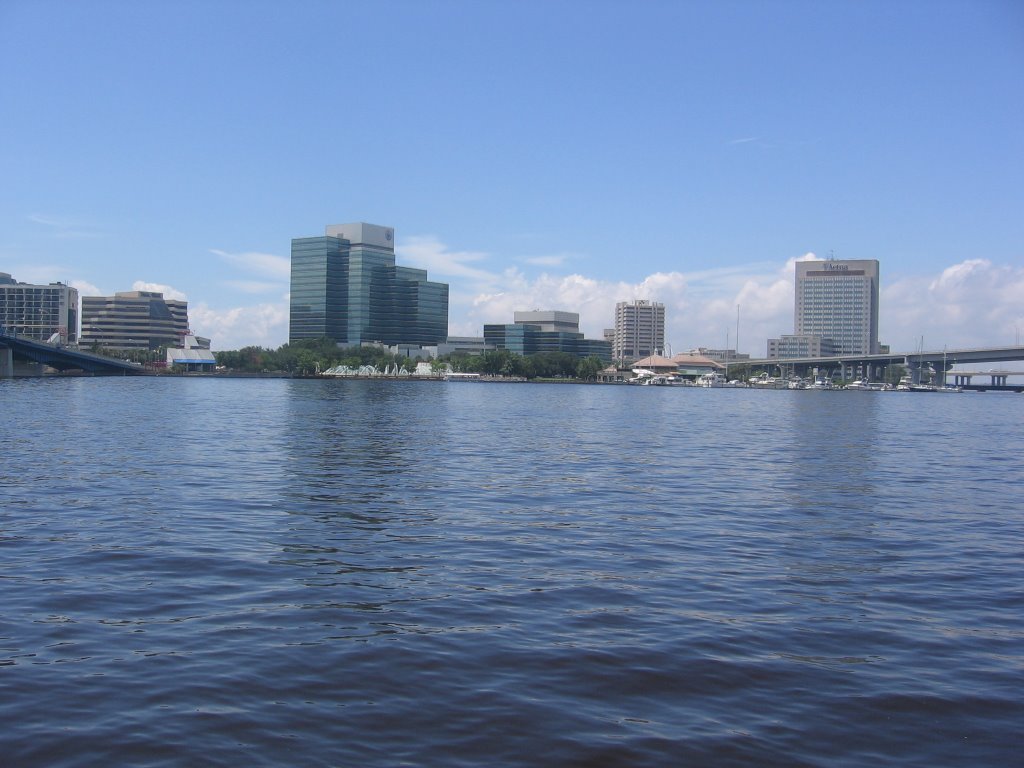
left=576, top=355, right=605, bottom=381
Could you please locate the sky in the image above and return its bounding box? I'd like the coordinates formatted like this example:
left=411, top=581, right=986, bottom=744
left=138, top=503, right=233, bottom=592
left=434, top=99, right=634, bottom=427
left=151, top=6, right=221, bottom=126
left=2, top=0, right=1022, bottom=355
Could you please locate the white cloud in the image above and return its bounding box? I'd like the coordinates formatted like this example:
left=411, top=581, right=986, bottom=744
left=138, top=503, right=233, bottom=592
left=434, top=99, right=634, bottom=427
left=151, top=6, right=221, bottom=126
left=28, top=213, right=102, bottom=239
left=70, top=280, right=102, bottom=296
left=211, top=249, right=290, bottom=280
left=397, top=235, right=495, bottom=282
left=189, top=301, right=289, bottom=351
left=452, top=251, right=1023, bottom=357
left=132, top=281, right=188, bottom=301
left=458, top=254, right=806, bottom=354
left=187, top=234, right=1023, bottom=359
left=884, top=259, right=1024, bottom=351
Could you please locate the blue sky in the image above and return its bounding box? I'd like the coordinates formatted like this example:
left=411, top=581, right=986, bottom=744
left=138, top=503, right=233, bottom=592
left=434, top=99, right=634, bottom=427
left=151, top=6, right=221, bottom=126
left=2, top=0, right=1022, bottom=353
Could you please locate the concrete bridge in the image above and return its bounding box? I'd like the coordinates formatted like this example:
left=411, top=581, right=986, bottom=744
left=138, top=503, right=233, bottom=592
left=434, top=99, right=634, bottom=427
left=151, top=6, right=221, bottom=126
left=735, top=345, right=1024, bottom=385
left=949, top=370, right=1024, bottom=392
left=0, top=329, right=145, bottom=376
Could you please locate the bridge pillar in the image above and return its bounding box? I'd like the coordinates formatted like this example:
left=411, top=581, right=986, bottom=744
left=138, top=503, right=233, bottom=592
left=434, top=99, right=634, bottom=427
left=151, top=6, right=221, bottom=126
left=0, top=345, right=11, bottom=378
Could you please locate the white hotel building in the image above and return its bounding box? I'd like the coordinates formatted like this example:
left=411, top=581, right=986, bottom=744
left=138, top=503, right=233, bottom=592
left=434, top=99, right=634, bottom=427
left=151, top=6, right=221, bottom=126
left=612, top=299, right=665, bottom=362
left=769, top=259, right=880, bottom=358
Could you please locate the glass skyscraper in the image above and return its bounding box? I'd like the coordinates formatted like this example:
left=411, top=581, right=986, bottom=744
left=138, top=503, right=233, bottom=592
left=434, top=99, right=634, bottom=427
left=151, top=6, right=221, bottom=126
left=289, top=222, right=448, bottom=347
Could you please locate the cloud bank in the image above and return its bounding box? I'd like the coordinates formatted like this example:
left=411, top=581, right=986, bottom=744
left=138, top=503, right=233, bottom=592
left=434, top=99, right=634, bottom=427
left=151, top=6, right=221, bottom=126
left=29, top=236, right=1017, bottom=355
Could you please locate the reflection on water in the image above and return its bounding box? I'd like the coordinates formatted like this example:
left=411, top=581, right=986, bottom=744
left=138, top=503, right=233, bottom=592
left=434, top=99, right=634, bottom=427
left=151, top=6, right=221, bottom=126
left=1, top=378, right=1022, bottom=767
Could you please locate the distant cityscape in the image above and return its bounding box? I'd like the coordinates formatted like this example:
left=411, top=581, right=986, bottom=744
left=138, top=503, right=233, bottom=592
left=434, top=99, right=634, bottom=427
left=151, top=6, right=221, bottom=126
left=2, top=220, right=883, bottom=372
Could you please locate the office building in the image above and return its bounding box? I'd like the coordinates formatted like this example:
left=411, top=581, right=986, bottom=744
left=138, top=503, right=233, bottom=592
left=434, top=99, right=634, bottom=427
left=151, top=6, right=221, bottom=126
left=613, top=300, right=665, bottom=362
left=80, top=291, right=189, bottom=350
left=793, top=259, right=880, bottom=355
left=690, top=347, right=750, bottom=364
left=0, top=272, right=79, bottom=343
left=513, top=311, right=580, bottom=333
left=433, top=337, right=494, bottom=357
left=767, top=334, right=837, bottom=360
left=484, top=310, right=612, bottom=361
left=290, top=222, right=448, bottom=347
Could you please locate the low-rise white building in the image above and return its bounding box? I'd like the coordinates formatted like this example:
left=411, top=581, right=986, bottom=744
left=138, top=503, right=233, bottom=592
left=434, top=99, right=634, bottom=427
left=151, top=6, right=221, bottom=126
left=166, top=334, right=216, bottom=371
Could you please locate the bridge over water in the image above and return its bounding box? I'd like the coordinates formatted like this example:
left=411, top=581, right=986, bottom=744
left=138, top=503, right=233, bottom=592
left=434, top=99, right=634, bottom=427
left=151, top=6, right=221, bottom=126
left=0, top=330, right=145, bottom=376
left=736, top=345, right=1024, bottom=388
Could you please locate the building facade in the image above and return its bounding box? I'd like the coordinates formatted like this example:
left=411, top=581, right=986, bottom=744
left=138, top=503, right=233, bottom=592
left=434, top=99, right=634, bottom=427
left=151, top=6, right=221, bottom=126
left=0, top=272, right=79, bottom=343
left=484, top=310, right=611, bottom=361
left=80, top=291, right=189, bottom=350
left=290, top=222, right=448, bottom=347
left=690, top=347, right=750, bottom=364
left=766, top=334, right=838, bottom=359
left=512, top=311, right=580, bottom=334
left=613, top=300, right=665, bottom=362
left=794, top=259, right=880, bottom=355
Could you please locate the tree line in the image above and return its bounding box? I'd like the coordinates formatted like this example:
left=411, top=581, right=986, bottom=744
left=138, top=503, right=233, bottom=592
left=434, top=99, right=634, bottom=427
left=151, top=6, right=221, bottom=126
left=213, top=338, right=608, bottom=380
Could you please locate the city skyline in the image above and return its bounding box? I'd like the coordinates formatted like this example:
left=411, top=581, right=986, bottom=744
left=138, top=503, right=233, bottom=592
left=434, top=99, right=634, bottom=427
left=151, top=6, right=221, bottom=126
left=2, top=2, right=1022, bottom=354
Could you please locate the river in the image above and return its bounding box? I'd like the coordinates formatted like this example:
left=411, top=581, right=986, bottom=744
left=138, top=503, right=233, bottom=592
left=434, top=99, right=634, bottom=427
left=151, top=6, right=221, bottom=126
left=2, top=377, right=1021, bottom=766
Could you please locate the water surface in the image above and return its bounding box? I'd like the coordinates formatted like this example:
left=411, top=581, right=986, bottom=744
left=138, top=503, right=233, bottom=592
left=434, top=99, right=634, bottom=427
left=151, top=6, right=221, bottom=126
left=2, top=378, right=1022, bottom=766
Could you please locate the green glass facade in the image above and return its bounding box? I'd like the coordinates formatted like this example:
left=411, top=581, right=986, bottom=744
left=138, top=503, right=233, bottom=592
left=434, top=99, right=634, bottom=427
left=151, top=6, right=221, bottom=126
left=289, top=225, right=448, bottom=347
left=483, top=324, right=612, bottom=362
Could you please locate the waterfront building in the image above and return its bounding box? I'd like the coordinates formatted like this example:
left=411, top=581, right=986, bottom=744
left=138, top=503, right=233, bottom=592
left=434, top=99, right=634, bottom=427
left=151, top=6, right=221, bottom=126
left=766, top=334, right=838, bottom=360
left=0, top=272, right=79, bottom=344
left=80, top=291, right=189, bottom=350
left=432, top=336, right=494, bottom=358
left=289, top=222, right=449, bottom=347
left=630, top=354, right=679, bottom=374
left=670, top=353, right=726, bottom=379
left=484, top=310, right=612, bottom=361
left=166, top=333, right=216, bottom=371
left=613, top=300, right=665, bottom=362
left=793, top=259, right=880, bottom=355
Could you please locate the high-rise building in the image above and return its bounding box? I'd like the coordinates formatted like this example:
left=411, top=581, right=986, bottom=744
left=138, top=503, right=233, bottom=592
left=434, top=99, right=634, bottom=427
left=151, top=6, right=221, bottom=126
left=0, top=272, right=79, bottom=343
left=794, top=259, right=879, bottom=355
left=613, top=300, right=665, bottom=362
left=289, top=222, right=448, bottom=347
left=80, top=291, right=189, bottom=350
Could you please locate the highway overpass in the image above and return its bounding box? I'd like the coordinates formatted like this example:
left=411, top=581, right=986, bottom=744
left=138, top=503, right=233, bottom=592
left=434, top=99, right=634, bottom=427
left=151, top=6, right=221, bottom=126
left=0, top=330, right=146, bottom=376
left=732, top=345, right=1024, bottom=384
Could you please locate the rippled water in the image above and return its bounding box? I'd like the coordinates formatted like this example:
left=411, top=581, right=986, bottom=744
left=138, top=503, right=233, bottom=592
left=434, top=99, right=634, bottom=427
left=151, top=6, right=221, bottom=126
left=2, top=377, right=1022, bottom=766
